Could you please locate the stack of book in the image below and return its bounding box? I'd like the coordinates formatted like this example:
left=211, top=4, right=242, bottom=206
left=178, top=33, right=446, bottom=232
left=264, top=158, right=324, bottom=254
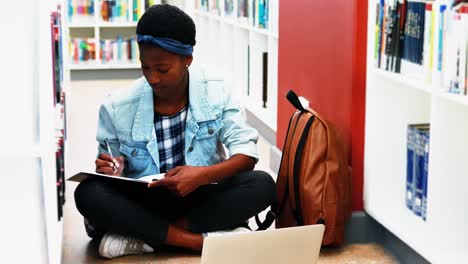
left=406, top=124, right=430, bottom=221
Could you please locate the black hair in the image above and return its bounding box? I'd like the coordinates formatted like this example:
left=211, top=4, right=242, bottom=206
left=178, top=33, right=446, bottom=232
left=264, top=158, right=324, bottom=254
left=136, top=4, right=196, bottom=46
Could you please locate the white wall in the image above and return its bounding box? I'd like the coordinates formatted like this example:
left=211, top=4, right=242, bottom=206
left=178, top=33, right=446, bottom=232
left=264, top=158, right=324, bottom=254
left=0, top=0, right=51, bottom=263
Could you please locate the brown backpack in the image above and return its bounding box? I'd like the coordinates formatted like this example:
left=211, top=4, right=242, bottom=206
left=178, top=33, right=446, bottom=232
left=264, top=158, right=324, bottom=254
left=256, top=90, right=352, bottom=246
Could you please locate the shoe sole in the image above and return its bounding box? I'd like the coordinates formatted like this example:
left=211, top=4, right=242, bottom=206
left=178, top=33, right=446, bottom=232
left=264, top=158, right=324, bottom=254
left=98, top=233, right=113, bottom=259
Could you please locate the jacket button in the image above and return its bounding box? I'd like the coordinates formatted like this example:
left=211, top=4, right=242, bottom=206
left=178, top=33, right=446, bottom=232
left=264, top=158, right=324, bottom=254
left=208, top=128, right=214, bottom=135
left=188, top=146, right=193, bottom=152
left=131, top=149, right=138, bottom=157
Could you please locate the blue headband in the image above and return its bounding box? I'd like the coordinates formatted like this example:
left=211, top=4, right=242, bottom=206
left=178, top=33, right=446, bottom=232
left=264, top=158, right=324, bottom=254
left=137, top=34, right=193, bottom=56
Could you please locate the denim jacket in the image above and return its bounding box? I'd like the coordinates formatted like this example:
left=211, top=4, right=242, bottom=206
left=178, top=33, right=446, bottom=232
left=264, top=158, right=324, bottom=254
left=96, top=65, right=259, bottom=178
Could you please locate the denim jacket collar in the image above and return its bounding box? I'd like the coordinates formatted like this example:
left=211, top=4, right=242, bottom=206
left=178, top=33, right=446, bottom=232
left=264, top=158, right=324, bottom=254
left=131, top=66, right=218, bottom=142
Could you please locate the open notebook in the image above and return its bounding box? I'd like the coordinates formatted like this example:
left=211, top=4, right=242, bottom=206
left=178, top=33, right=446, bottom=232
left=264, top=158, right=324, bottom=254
left=68, top=171, right=165, bottom=184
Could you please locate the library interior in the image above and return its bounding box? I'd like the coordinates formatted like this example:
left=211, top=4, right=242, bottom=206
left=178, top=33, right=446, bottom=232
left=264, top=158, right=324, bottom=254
left=1, top=0, right=467, bottom=263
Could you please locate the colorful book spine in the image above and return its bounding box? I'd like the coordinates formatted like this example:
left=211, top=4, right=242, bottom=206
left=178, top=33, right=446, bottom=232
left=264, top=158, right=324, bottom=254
left=68, top=0, right=95, bottom=22
left=101, top=0, right=130, bottom=22
left=407, top=124, right=430, bottom=220
left=406, top=125, right=415, bottom=211
left=421, top=130, right=430, bottom=221
left=133, top=0, right=140, bottom=21
left=380, top=2, right=388, bottom=69
left=429, top=3, right=435, bottom=81
left=375, top=2, right=382, bottom=66
left=70, top=38, right=97, bottom=63
left=413, top=129, right=425, bottom=217
left=438, top=5, right=446, bottom=72
left=99, top=37, right=139, bottom=64
left=225, top=0, right=234, bottom=16
left=422, top=3, right=432, bottom=81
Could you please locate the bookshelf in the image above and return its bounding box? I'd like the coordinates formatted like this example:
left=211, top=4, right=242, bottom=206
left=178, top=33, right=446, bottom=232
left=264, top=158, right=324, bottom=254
left=186, top=0, right=279, bottom=132
left=62, top=0, right=163, bottom=72
left=365, top=0, right=468, bottom=262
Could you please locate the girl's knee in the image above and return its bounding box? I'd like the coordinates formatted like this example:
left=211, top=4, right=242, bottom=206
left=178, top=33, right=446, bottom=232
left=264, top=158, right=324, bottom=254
left=74, top=179, right=109, bottom=213
left=250, top=171, right=277, bottom=204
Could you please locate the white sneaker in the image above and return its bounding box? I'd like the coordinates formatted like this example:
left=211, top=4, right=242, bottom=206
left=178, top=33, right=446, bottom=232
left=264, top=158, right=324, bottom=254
left=203, top=226, right=251, bottom=238
left=98, top=233, right=154, bottom=259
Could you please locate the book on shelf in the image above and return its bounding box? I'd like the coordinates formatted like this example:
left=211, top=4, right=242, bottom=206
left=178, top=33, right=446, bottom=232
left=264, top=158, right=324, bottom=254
left=52, top=7, right=67, bottom=221
left=133, top=0, right=141, bottom=21
left=401, top=1, right=427, bottom=77
left=442, top=4, right=468, bottom=95
left=195, top=0, right=208, bottom=12
left=249, top=0, right=269, bottom=29
left=68, top=0, right=95, bottom=22
left=406, top=124, right=415, bottom=211
left=406, top=124, right=430, bottom=221
left=374, top=0, right=467, bottom=96
left=69, top=36, right=139, bottom=65
left=100, top=36, right=140, bottom=64
left=210, top=0, right=221, bottom=15
left=145, top=0, right=159, bottom=10
left=258, top=0, right=269, bottom=29
left=238, top=0, right=249, bottom=24
left=100, top=0, right=130, bottom=22
left=70, top=38, right=97, bottom=63
left=262, top=51, right=268, bottom=108
left=225, top=0, right=234, bottom=17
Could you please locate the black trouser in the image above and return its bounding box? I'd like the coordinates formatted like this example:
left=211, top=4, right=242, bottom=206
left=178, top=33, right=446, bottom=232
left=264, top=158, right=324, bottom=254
left=74, top=170, right=276, bottom=249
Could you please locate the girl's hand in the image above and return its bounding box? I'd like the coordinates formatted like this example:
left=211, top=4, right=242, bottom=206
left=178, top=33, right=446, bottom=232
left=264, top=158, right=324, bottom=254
left=95, top=153, right=125, bottom=176
left=147, top=166, right=207, bottom=197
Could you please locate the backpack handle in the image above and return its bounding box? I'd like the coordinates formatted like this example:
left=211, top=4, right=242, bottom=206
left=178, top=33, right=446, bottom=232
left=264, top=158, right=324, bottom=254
left=286, top=90, right=306, bottom=111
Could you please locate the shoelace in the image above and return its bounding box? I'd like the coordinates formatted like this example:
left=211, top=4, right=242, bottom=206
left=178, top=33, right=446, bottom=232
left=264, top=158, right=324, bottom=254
left=122, top=237, right=143, bottom=254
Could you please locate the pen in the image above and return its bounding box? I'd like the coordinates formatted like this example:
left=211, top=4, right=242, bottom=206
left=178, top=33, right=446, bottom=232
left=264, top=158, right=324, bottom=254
left=104, top=138, right=118, bottom=173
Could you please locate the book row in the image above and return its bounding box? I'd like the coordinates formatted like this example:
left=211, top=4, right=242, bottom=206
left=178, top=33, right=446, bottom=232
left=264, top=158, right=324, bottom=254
left=67, top=0, right=149, bottom=23
left=374, top=0, right=467, bottom=96
left=196, top=0, right=270, bottom=29
left=69, top=37, right=140, bottom=64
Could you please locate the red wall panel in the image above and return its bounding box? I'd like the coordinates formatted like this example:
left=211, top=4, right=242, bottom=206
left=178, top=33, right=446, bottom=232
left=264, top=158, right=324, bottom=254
left=277, top=0, right=367, bottom=210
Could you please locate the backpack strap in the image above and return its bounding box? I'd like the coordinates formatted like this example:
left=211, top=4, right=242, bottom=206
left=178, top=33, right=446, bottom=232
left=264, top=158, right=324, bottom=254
left=255, top=90, right=305, bottom=230
left=256, top=111, right=301, bottom=230
left=291, top=114, right=314, bottom=225
left=286, top=90, right=306, bottom=112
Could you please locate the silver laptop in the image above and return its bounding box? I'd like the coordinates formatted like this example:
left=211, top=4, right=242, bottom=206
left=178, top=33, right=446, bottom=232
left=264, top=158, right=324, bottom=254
left=201, top=224, right=325, bottom=264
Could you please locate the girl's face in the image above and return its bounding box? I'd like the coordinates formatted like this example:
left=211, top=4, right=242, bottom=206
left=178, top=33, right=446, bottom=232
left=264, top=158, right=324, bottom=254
left=139, top=44, right=192, bottom=98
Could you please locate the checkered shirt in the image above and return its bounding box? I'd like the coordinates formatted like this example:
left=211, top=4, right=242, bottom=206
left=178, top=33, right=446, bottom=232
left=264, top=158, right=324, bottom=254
left=154, top=106, right=188, bottom=173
